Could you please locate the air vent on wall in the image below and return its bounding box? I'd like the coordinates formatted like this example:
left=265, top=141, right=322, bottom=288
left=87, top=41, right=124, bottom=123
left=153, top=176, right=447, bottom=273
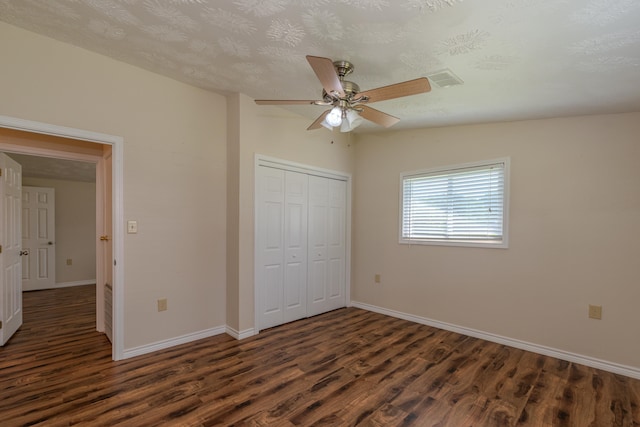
left=426, top=68, right=464, bottom=88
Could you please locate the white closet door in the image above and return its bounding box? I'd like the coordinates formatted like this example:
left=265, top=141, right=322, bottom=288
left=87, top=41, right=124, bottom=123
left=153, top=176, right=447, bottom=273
left=326, top=178, right=346, bottom=311
left=283, top=171, right=308, bottom=323
left=308, top=176, right=346, bottom=316
left=257, top=167, right=286, bottom=330
left=257, top=167, right=309, bottom=329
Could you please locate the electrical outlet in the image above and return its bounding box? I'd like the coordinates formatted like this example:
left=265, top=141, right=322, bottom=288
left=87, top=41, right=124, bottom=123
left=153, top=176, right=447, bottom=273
left=66, top=258, right=72, bottom=266
left=158, top=298, right=167, bottom=312
left=588, top=304, right=602, bottom=320
left=374, top=274, right=381, bottom=283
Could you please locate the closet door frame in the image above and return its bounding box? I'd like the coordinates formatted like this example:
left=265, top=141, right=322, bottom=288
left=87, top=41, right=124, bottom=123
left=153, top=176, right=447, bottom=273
left=254, top=154, right=352, bottom=334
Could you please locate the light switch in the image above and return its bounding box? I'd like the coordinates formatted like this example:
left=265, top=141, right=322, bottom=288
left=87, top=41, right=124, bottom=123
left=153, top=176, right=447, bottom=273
left=127, top=220, right=138, bottom=234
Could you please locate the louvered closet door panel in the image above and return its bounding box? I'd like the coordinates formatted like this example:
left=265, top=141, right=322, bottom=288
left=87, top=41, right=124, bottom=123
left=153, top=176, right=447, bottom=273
left=257, top=167, right=286, bottom=330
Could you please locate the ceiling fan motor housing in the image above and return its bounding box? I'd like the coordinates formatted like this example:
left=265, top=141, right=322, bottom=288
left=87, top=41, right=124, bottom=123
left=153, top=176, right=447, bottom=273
left=323, top=80, right=360, bottom=103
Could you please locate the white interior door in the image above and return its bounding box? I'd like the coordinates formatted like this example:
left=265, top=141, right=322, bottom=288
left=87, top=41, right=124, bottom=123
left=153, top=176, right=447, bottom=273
left=327, top=178, right=347, bottom=310
left=256, top=166, right=310, bottom=329
left=0, top=153, right=23, bottom=345
left=257, top=166, right=286, bottom=330
left=283, top=170, right=308, bottom=323
left=308, top=176, right=346, bottom=317
left=21, top=186, right=55, bottom=291
left=256, top=160, right=348, bottom=331
left=307, top=176, right=328, bottom=315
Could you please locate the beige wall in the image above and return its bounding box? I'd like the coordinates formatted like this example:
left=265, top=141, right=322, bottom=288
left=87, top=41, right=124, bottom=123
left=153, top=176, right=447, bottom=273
left=352, top=112, right=640, bottom=368
left=226, top=93, right=356, bottom=332
left=6, top=19, right=638, bottom=372
left=22, top=177, right=96, bottom=285
left=1, top=22, right=227, bottom=349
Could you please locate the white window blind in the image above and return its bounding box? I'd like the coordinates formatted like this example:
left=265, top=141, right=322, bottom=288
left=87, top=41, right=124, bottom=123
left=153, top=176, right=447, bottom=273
left=400, top=159, right=508, bottom=247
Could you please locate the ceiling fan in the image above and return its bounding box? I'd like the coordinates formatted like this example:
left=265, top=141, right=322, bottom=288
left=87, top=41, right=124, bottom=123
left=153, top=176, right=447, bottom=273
left=255, top=55, right=431, bottom=132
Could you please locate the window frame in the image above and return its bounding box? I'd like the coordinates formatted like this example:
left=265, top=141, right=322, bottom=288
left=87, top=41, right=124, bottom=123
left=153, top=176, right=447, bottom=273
left=399, top=157, right=510, bottom=249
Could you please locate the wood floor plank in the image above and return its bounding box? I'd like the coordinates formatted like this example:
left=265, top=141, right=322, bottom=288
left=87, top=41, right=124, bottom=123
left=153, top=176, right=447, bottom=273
left=517, top=358, right=571, bottom=426
left=2, top=285, right=639, bottom=426
left=628, top=375, right=640, bottom=425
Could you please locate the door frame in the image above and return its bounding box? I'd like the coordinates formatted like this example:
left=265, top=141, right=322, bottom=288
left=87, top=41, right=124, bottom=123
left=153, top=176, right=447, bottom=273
left=254, top=154, right=352, bottom=334
left=0, top=115, right=125, bottom=361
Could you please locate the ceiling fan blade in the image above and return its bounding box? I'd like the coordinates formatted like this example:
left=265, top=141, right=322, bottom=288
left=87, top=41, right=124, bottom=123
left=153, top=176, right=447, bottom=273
left=306, top=55, right=345, bottom=98
left=357, top=77, right=431, bottom=103
left=359, top=105, right=400, bottom=128
left=255, top=99, right=319, bottom=105
left=307, top=110, right=330, bottom=130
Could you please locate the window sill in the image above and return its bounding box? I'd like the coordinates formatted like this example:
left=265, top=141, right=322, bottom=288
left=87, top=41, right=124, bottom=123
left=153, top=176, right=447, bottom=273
left=399, top=238, right=508, bottom=249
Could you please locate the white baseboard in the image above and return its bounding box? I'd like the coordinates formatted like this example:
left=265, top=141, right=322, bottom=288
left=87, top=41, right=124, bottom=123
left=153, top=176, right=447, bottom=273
left=226, top=325, right=256, bottom=340
left=122, top=326, right=226, bottom=359
left=55, top=280, right=96, bottom=288
left=23, top=279, right=96, bottom=291
left=351, top=300, right=640, bottom=380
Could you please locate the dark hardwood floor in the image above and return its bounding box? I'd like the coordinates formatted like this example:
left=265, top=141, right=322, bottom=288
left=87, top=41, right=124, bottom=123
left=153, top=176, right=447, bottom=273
left=1, top=285, right=639, bottom=426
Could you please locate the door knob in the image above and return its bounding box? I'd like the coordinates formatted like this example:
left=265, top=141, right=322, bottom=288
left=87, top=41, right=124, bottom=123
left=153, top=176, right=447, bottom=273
left=19, top=250, right=29, bottom=256
left=48, top=241, right=53, bottom=245
left=100, top=235, right=110, bottom=241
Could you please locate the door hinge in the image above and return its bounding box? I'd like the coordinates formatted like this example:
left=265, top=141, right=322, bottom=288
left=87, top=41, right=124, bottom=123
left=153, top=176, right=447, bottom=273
left=0, top=244, right=2, bottom=254
left=0, top=168, right=2, bottom=177
left=0, top=321, right=3, bottom=329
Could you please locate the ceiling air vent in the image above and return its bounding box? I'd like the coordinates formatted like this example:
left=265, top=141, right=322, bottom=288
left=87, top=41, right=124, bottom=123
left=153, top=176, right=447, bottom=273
left=426, top=68, right=464, bottom=88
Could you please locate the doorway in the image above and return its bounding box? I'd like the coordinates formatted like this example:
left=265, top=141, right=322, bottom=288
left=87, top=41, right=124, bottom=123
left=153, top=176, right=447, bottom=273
left=0, top=115, right=124, bottom=360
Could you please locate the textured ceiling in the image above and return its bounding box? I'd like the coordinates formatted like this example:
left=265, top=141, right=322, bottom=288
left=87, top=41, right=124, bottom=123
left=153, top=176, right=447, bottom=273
left=1, top=0, right=640, bottom=132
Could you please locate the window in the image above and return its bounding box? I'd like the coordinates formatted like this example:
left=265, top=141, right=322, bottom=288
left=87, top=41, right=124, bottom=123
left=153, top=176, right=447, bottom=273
left=400, top=158, right=509, bottom=248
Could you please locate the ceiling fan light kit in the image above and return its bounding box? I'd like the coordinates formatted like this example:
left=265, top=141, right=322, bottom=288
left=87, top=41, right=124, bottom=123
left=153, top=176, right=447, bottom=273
left=323, top=106, right=343, bottom=128
left=255, top=55, right=431, bottom=132
left=341, top=109, right=364, bottom=132
left=321, top=107, right=364, bottom=132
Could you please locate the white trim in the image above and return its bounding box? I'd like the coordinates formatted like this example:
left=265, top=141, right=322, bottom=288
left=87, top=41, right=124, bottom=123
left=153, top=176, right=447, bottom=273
left=225, top=326, right=256, bottom=340
left=0, top=145, right=101, bottom=163
left=351, top=300, right=640, bottom=380
left=112, top=143, right=124, bottom=361
left=95, top=156, right=105, bottom=333
left=122, top=326, right=227, bottom=359
left=0, top=115, right=125, bottom=361
left=54, top=280, right=96, bottom=288
left=254, top=154, right=352, bottom=334
left=0, top=116, right=122, bottom=145
left=345, top=175, right=352, bottom=309
left=257, top=154, right=349, bottom=182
